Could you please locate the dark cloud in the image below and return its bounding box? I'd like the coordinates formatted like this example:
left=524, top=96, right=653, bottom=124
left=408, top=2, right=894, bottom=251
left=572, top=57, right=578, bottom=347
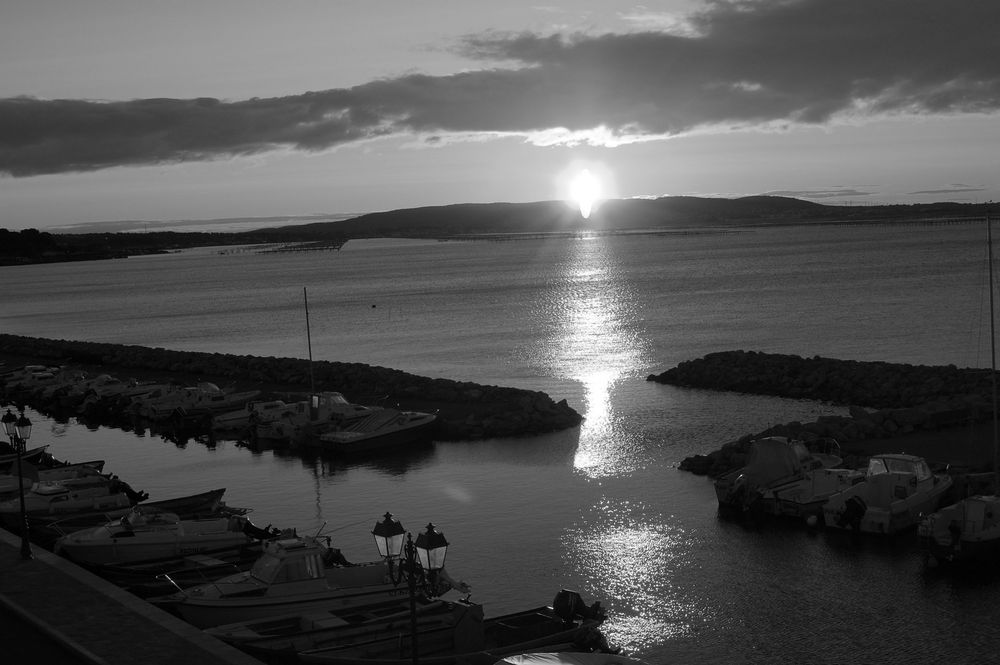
left=3, top=0, right=999, bottom=176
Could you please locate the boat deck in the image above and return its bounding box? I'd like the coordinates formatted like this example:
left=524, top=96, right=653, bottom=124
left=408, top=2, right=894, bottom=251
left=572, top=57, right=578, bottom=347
left=0, top=528, right=259, bottom=665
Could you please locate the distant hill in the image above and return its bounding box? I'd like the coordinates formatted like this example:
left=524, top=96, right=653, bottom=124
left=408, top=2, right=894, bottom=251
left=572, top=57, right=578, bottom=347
left=2, top=196, right=994, bottom=265
left=274, top=195, right=992, bottom=238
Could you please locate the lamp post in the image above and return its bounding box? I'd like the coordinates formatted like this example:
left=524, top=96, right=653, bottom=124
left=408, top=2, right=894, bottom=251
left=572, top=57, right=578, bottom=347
left=2, top=408, right=33, bottom=560
left=372, top=513, right=449, bottom=665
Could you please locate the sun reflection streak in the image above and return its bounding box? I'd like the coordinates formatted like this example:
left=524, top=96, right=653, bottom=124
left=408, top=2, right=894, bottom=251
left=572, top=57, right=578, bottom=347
left=537, top=237, right=650, bottom=477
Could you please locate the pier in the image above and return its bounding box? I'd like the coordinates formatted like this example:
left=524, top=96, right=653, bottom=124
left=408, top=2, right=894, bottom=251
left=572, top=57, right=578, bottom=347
left=0, top=528, right=259, bottom=665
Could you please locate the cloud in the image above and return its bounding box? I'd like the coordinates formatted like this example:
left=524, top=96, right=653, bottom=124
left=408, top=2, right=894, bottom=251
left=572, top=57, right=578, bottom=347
left=764, top=189, right=873, bottom=200
left=908, top=186, right=987, bottom=195
left=2, top=0, right=999, bottom=176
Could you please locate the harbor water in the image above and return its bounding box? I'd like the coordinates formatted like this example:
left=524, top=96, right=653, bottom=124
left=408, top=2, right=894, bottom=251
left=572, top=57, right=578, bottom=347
left=3, top=221, right=1000, bottom=664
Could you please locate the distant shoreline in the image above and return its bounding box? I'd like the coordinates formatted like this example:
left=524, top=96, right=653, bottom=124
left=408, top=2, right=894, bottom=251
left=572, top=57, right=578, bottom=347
left=4, top=195, right=993, bottom=266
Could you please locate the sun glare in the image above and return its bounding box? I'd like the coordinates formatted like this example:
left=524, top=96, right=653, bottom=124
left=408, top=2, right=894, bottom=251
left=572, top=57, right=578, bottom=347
left=569, top=169, right=601, bottom=219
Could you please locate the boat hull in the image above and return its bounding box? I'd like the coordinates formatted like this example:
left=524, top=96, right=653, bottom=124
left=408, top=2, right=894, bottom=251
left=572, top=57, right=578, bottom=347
left=164, top=581, right=412, bottom=629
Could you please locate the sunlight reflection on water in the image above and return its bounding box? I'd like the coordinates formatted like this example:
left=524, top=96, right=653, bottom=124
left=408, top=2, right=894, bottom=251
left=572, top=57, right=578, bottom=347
left=532, top=237, right=653, bottom=477
left=564, top=496, right=714, bottom=652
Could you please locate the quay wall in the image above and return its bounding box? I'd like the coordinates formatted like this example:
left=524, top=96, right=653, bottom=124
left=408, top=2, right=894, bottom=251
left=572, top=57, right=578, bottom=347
left=648, top=350, right=996, bottom=478
left=0, top=334, right=582, bottom=441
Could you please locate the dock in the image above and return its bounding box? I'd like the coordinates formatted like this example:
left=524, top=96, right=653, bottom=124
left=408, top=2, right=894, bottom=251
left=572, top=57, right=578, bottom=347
left=0, top=528, right=260, bottom=665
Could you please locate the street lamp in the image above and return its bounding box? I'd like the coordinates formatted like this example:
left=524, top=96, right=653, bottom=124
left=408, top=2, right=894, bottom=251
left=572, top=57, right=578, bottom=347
left=372, top=513, right=449, bottom=665
left=2, top=408, right=33, bottom=560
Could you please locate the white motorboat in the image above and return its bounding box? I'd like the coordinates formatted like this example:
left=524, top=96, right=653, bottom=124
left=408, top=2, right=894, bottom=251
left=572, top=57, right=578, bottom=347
left=0, top=476, right=146, bottom=531
left=211, top=399, right=292, bottom=431
left=134, top=382, right=260, bottom=421
left=823, top=453, right=953, bottom=534
left=315, top=408, right=437, bottom=454
left=54, top=505, right=277, bottom=566
left=251, top=392, right=380, bottom=443
left=713, top=436, right=852, bottom=520
left=919, top=493, right=1000, bottom=565
left=149, top=534, right=459, bottom=628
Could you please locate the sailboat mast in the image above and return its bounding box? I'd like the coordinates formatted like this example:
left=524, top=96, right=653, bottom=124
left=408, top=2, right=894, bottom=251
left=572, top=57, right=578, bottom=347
left=989, top=216, right=998, bottom=493
left=304, top=286, right=315, bottom=394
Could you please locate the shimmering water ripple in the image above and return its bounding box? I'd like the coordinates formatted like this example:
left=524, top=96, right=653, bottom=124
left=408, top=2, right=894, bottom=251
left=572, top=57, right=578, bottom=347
left=5, top=224, right=1000, bottom=663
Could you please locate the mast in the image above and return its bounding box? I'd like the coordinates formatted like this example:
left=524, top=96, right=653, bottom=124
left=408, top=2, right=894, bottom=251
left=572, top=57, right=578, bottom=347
left=304, top=286, right=315, bottom=395
left=990, top=216, right=998, bottom=493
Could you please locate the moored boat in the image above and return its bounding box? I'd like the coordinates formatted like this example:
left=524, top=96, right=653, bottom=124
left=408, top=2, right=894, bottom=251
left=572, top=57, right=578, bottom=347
left=205, top=595, right=467, bottom=655
left=211, top=399, right=292, bottom=432
left=822, top=453, right=953, bottom=534
left=251, top=392, right=380, bottom=443
left=314, top=408, right=437, bottom=455
left=493, top=653, right=649, bottom=665
left=0, top=474, right=147, bottom=533
left=295, top=589, right=613, bottom=665
left=53, top=505, right=279, bottom=566
left=0, top=459, right=107, bottom=499
left=919, top=493, right=1000, bottom=565
left=149, top=533, right=461, bottom=628
left=714, top=436, right=850, bottom=520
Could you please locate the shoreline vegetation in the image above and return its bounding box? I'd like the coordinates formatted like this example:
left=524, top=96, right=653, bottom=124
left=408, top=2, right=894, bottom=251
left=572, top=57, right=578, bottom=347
left=0, top=334, right=582, bottom=441
left=649, top=350, right=999, bottom=483
left=2, top=196, right=994, bottom=266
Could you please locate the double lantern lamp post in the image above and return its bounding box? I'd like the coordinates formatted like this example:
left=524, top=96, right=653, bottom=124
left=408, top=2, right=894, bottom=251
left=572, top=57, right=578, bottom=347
left=372, top=512, right=449, bottom=665
left=2, top=408, right=34, bottom=560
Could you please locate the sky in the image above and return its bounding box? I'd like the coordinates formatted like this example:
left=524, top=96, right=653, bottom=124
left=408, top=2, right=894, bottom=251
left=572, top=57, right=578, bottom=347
left=2, top=0, right=999, bottom=231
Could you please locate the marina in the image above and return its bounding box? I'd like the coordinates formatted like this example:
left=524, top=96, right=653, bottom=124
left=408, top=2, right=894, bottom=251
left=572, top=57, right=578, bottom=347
left=5, top=227, right=1000, bottom=663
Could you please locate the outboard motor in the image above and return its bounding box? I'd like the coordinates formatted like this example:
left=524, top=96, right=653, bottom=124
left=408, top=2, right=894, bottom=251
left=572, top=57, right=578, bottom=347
left=552, top=589, right=587, bottom=623
left=837, top=495, right=867, bottom=530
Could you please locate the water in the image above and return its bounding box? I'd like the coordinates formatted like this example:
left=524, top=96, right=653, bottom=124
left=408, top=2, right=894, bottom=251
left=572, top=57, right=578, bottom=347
left=3, top=222, right=999, bottom=663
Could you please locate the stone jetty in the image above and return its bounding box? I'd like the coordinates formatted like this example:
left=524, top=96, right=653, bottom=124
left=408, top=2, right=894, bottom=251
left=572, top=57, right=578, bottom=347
left=0, top=334, right=582, bottom=441
left=648, top=350, right=997, bottom=478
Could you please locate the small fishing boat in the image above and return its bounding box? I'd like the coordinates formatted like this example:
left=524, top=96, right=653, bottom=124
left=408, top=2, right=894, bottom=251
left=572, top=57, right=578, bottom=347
left=53, top=505, right=279, bottom=566
left=27, top=486, right=235, bottom=545
left=0, top=459, right=106, bottom=497
left=494, top=653, right=649, bottom=665
left=315, top=408, right=437, bottom=455
left=0, top=445, right=50, bottom=468
left=205, top=596, right=467, bottom=655
left=296, top=589, right=614, bottom=665
left=823, top=453, right=953, bottom=534
left=149, top=534, right=461, bottom=629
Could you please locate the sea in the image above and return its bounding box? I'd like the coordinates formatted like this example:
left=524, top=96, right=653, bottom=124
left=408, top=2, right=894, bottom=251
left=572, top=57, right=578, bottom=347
left=2, top=220, right=1000, bottom=664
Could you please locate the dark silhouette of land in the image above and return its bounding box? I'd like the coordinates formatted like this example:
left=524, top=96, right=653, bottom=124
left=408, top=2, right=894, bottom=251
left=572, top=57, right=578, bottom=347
left=2, top=195, right=994, bottom=265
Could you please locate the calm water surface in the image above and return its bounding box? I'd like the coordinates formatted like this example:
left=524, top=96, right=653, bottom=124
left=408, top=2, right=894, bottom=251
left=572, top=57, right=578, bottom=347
left=3, top=223, right=1000, bottom=664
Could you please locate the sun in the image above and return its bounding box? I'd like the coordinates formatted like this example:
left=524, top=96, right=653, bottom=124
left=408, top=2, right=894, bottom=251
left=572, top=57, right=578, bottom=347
left=569, top=169, right=602, bottom=219
left=558, top=163, right=615, bottom=219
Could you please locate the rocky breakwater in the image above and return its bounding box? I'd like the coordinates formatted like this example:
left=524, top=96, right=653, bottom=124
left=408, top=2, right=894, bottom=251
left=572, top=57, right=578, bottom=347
left=647, top=350, right=996, bottom=477
left=0, top=334, right=581, bottom=441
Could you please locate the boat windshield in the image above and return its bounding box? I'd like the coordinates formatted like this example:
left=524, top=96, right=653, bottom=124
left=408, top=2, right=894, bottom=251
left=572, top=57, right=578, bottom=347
left=867, top=457, right=926, bottom=478
left=250, top=551, right=324, bottom=584
left=250, top=553, right=283, bottom=583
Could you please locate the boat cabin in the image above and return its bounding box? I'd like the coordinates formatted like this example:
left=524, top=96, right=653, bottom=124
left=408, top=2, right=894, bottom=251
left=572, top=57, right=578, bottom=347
left=250, top=538, right=327, bottom=585
left=863, top=454, right=937, bottom=503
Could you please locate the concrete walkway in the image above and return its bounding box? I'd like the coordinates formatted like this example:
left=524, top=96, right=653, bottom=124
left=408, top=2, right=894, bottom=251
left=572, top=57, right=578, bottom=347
left=0, top=528, right=261, bottom=665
